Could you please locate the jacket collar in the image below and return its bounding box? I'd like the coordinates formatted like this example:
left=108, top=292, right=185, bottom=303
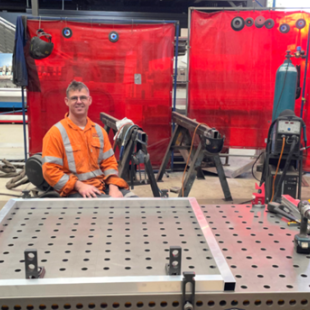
left=65, top=113, right=95, bottom=131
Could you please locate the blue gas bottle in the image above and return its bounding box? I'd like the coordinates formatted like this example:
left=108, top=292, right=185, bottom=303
left=272, top=51, right=297, bottom=121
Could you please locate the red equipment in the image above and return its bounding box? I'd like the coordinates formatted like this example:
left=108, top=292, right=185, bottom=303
left=252, top=183, right=265, bottom=207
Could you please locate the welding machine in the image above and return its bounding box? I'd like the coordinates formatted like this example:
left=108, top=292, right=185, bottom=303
left=262, top=109, right=305, bottom=203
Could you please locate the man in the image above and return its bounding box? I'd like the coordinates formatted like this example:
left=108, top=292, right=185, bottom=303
left=42, top=80, right=130, bottom=198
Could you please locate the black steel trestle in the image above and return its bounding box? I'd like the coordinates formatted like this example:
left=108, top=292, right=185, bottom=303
left=157, top=112, right=232, bottom=200
left=100, top=112, right=165, bottom=198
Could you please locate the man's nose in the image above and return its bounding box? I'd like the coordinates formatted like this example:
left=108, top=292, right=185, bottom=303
left=76, top=97, right=82, bottom=103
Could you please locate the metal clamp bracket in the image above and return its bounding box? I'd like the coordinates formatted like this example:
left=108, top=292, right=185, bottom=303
left=166, top=246, right=182, bottom=275
left=182, top=271, right=195, bottom=310
left=24, top=249, right=45, bottom=279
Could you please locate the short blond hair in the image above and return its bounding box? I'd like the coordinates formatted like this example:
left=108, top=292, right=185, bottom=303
left=66, top=80, right=89, bottom=97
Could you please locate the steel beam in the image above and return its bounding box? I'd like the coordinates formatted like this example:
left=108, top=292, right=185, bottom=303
left=100, top=112, right=119, bottom=132
left=31, top=0, right=39, bottom=16
left=172, top=112, right=212, bottom=137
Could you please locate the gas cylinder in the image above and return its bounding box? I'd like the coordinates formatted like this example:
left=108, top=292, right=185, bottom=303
left=272, top=51, right=297, bottom=121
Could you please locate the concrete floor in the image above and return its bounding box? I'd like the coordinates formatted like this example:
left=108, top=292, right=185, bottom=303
left=0, top=123, right=28, bottom=159
left=1, top=124, right=310, bottom=209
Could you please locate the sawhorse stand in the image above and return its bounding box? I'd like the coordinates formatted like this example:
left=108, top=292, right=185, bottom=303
left=157, top=112, right=233, bottom=200
left=100, top=112, right=164, bottom=198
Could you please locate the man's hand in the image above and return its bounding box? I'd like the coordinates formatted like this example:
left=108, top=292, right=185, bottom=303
left=108, top=184, right=124, bottom=198
left=75, top=181, right=101, bottom=198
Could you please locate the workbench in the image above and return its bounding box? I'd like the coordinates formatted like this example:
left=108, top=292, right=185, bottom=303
left=0, top=198, right=309, bottom=309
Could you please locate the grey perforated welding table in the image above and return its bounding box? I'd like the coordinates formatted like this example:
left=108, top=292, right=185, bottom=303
left=0, top=198, right=309, bottom=310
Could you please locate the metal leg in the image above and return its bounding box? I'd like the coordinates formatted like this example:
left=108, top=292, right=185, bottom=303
left=104, top=125, right=111, bottom=134
left=213, top=155, right=233, bottom=201
left=144, top=154, right=160, bottom=197
left=157, top=124, right=182, bottom=181
left=119, top=137, right=135, bottom=180
left=178, top=142, right=204, bottom=197
left=196, top=167, right=205, bottom=180
left=130, top=157, right=135, bottom=190
left=223, top=148, right=229, bottom=166
left=298, top=156, right=303, bottom=200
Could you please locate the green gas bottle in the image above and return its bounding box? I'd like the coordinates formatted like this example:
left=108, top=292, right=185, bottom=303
left=272, top=51, right=297, bottom=121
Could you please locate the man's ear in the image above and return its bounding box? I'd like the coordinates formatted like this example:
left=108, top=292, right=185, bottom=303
left=89, top=96, right=92, bottom=106
left=65, top=97, right=69, bottom=107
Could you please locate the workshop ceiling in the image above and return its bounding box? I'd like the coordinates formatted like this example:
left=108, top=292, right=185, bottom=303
left=0, top=0, right=266, bottom=32
left=0, top=17, right=15, bottom=53
left=0, top=0, right=265, bottom=13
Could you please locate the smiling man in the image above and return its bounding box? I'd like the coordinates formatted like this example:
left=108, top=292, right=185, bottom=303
left=42, top=80, right=130, bottom=198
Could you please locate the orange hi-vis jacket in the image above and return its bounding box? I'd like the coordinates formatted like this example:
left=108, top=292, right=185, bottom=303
left=42, top=114, right=128, bottom=196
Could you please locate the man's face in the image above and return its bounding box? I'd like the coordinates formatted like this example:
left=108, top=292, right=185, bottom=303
left=65, top=88, right=92, bottom=117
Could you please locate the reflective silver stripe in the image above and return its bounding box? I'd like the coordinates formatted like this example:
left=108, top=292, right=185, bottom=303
left=42, top=156, right=63, bottom=166
left=102, top=148, right=114, bottom=160
left=55, top=122, right=77, bottom=174
left=95, top=124, right=104, bottom=163
left=77, top=169, right=103, bottom=181
left=54, top=174, right=69, bottom=191
left=104, top=169, right=118, bottom=176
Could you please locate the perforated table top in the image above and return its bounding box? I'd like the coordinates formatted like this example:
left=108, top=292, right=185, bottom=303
left=201, top=203, right=310, bottom=293
left=0, top=198, right=234, bottom=299
left=1, top=199, right=310, bottom=309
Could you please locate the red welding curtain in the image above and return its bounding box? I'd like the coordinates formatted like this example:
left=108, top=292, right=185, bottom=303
left=188, top=10, right=310, bottom=167
left=26, top=20, right=174, bottom=166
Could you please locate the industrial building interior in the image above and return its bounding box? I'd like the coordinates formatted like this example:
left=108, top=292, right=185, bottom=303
left=1, top=0, right=310, bottom=309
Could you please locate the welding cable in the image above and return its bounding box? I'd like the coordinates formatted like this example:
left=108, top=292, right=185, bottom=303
left=270, top=137, right=285, bottom=203
left=270, top=137, right=285, bottom=202
left=260, top=119, right=278, bottom=186
left=181, top=123, right=203, bottom=197
left=240, top=200, right=252, bottom=204
left=251, top=151, right=264, bottom=182
left=113, top=122, right=133, bottom=152
left=112, top=122, right=133, bottom=150
left=119, top=125, right=136, bottom=160
left=0, top=192, right=22, bottom=197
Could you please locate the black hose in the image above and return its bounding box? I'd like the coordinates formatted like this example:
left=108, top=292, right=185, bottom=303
left=273, top=136, right=298, bottom=202
left=260, top=119, right=277, bottom=186
left=240, top=200, right=252, bottom=204
left=252, top=151, right=264, bottom=182
left=0, top=192, right=22, bottom=198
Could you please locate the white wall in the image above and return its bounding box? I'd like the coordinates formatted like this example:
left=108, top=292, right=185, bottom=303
left=267, top=0, right=310, bottom=10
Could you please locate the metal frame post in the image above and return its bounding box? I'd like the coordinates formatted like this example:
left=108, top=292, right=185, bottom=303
left=21, top=86, right=28, bottom=161
left=31, top=0, right=39, bottom=16
left=185, top=8, right=193, bottom=117
left=171, top=22, right=180, bottom=171
left=173, top=22, right=179, bottom=112
left=300, top=23, right=310, bottom=119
